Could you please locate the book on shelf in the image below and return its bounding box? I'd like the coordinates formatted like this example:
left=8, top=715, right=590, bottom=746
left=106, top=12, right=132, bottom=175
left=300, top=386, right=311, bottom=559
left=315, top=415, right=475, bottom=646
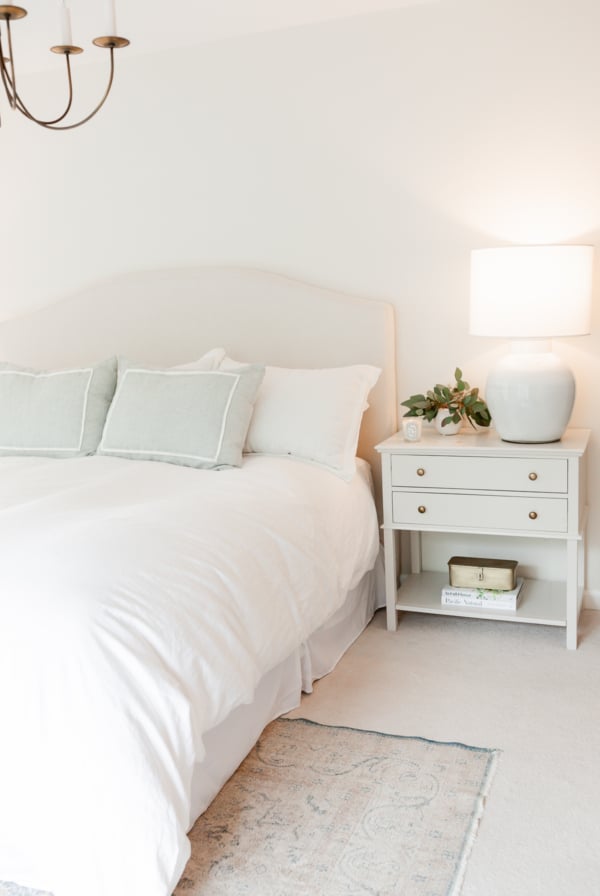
left=441, top=578, right=524, bottom=609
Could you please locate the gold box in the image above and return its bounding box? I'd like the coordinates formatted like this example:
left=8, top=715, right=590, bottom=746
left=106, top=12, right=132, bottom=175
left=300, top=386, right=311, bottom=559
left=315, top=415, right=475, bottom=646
left=448, top=556, right=518, bottom=591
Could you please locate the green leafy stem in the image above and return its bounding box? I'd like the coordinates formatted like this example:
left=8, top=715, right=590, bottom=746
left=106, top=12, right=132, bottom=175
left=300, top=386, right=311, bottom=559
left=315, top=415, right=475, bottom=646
left=400, top=367, right=492, bottom=429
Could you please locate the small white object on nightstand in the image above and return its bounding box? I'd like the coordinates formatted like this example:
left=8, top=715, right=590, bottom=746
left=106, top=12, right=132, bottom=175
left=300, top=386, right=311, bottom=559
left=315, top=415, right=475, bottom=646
left=401, top=417, right=422, bottom=441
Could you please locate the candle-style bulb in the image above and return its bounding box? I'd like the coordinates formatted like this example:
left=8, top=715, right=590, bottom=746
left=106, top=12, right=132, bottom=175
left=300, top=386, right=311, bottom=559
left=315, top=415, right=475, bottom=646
left=105, top=0, right=117, bottom=35
left=58, top=0, right=72, bottom=46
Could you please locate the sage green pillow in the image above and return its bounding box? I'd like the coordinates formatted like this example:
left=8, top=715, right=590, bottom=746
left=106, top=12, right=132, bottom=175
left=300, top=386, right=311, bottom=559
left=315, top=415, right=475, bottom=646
left=98, top=361, right=265, bottom=469
left=0, top=357, right=117, bottom=457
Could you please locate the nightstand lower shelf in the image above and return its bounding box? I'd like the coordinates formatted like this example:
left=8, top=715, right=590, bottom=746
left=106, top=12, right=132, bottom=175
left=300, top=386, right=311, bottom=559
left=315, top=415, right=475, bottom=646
left=396, top=571, right=566, bottom=627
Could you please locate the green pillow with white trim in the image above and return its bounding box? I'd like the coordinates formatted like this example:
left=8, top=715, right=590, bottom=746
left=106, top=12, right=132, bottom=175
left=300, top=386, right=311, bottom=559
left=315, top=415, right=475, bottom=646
left=0, top=357, right=117, bottom=457
left=98, top=360, right=265, bottom=469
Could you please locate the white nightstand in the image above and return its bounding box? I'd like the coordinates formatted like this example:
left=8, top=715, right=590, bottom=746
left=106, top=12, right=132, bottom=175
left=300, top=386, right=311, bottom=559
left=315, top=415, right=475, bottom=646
left=376, top=428, right=590, bottom=649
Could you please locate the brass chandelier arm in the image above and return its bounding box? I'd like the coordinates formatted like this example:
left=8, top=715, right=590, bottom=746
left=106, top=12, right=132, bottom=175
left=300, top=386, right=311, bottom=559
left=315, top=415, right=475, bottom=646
left=0, top=54, right=12, bottom=107
left=36, top=47, right=116, bottom=131
left=0, top=22, right=75, bottom=125
left=14, top=55, right=74, bottom=125
left=4, top=15, right=16, bottom=106
left=2, top=49, right=75, bottom=126
left=0, top=51, right=17, bottom=126
left=0, top=29, right=15, bottom=107
left=15, top=58, right=74, bottom=124
left=0, top=42, right=116, bottom=130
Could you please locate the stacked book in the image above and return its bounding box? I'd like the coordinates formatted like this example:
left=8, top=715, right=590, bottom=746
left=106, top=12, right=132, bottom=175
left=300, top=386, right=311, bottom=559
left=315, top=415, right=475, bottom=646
left=441, top=578, right=524, bottom=610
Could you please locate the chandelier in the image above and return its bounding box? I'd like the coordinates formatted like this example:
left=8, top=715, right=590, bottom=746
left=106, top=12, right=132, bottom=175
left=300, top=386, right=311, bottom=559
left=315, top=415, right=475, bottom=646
left=0, top=2, right=129, bottom=130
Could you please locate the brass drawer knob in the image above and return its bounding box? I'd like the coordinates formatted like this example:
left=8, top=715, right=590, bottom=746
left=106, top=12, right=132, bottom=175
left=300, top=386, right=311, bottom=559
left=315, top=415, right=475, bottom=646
left=529, top=511, right=538, bottom=520
left=418, top=505, right=427, bottom=514
left=529, top=472, right=538, bottom=481
left=417, top=468, right=425, bottom=477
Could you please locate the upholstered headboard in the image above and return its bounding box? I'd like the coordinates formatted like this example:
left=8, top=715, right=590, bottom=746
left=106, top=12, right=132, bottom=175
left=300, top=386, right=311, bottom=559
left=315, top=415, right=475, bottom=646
left=0, top=267, right=397, bottom=509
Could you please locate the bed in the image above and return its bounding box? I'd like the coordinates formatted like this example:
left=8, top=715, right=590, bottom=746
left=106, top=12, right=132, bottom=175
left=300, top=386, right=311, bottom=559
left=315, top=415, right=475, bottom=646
left=0, top=268, right=397, bottom=896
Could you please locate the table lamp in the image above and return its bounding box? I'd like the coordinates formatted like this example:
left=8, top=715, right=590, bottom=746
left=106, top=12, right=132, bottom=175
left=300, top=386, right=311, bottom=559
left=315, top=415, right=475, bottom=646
left=470, top=245, right=594, bottom=443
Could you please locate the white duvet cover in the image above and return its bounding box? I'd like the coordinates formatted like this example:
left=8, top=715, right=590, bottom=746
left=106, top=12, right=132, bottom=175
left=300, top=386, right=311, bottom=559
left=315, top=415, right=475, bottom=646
left=0, top=454, right=379, bottom=896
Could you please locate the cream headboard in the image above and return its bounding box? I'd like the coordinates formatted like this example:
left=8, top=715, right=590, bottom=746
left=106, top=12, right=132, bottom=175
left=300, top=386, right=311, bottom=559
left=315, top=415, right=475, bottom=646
left=0, top=267, right=397, bottom=510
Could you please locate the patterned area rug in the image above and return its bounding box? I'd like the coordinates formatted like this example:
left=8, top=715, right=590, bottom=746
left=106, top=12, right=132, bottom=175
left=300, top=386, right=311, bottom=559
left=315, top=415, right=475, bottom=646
left=1, top=718, right=498, bottom=896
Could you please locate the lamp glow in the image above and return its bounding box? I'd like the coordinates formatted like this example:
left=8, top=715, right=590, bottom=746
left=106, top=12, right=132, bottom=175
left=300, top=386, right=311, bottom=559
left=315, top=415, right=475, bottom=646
left=470, top=245, right=594, bottom=443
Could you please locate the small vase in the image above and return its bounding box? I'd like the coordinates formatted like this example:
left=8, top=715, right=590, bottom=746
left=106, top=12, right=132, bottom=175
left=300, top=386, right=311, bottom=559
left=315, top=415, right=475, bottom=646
left=435, top=412, right=462, bottom=435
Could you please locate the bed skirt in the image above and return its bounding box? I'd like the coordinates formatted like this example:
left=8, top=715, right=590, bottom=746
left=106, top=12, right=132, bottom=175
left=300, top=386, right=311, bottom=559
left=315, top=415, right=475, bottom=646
left=188, top=546, right=385, bottom=827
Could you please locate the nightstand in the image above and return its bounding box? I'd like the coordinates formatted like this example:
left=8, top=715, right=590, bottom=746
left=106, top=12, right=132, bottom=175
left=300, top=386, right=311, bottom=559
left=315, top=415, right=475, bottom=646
left=376, top=428, right=590, bottom=649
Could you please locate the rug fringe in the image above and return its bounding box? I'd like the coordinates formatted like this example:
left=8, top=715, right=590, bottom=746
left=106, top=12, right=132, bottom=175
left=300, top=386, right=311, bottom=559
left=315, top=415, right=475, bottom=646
left=448, top=748, right=501, bottom=896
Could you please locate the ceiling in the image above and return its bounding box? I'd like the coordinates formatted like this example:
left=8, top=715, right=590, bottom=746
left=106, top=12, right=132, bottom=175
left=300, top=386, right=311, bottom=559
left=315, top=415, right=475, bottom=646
left=11, top=0, right=440, bottom=73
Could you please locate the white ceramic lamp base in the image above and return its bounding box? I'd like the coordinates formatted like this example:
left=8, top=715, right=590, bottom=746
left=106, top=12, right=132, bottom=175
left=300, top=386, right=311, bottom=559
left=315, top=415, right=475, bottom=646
left=485, top=342, right=575, bottom=443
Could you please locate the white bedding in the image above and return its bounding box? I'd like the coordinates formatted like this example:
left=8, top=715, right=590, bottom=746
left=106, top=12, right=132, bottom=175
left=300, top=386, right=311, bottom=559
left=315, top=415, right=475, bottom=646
left=0, top=454, right=379, bottom=896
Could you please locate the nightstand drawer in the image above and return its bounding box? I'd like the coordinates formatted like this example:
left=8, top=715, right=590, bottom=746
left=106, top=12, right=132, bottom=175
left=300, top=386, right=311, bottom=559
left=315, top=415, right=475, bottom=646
left=390, top=455, right=568, bottom=493
left=391, top=491, right=568, bottom=532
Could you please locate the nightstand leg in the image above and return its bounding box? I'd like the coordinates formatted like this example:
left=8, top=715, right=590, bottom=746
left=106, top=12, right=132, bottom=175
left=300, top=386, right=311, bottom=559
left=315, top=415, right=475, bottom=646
left=410, top=531, right=422, bottom=574
left=566, top=539, right=579, bottom=650
left=578, top=531, right=586, bottom=611
left=383, top=527, right=398, bottom=632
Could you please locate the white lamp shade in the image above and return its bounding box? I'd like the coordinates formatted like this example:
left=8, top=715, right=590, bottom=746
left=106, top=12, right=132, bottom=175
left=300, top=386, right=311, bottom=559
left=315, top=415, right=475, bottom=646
left=470, top=245, right=594, bottom=338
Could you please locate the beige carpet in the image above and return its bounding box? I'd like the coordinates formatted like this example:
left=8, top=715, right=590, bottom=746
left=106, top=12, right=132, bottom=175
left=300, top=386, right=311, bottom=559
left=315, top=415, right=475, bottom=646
left=176, top=717, right=498, bottom=895
left=0, top=717, right=497, bottom=896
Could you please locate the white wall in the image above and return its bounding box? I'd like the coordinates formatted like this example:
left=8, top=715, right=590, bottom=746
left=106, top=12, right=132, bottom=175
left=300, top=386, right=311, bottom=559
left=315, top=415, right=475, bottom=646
left=3, top=0, right=600, bottom=600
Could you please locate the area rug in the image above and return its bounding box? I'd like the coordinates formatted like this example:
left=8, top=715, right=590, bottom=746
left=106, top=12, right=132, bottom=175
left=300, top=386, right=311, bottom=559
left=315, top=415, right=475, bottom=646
left=0, top=718, right=498, bottom=896
left=181, top=717, right=498, bottom=896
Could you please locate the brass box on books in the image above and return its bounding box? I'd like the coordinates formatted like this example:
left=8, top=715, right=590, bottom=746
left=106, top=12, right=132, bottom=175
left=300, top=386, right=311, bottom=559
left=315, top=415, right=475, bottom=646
left=448, top=557, right=518, bottom=591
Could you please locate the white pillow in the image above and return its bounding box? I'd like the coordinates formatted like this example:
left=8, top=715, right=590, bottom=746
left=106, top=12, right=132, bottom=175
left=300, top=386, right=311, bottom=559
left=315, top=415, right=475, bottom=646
left=220, top=356, right=381, bottom=480
left=173, top=347, right=226, bottom=370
